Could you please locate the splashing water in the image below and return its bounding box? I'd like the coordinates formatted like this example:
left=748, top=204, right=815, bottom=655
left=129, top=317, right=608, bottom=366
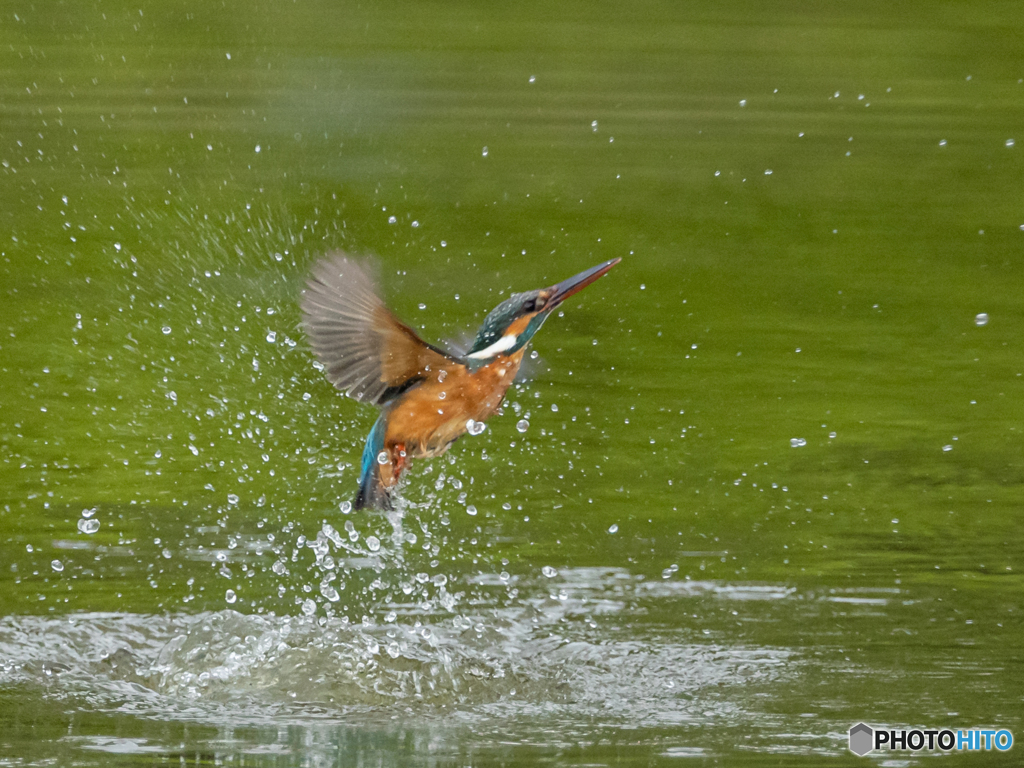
left=0, top=568, right=798, bottom=731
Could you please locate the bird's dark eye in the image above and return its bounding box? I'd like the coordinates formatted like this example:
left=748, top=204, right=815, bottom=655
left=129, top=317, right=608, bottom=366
left=523, top=298, right=536, bottom=312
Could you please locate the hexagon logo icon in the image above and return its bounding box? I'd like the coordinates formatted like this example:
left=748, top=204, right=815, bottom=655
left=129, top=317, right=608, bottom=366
left=849, top=722, right=874, bottom=756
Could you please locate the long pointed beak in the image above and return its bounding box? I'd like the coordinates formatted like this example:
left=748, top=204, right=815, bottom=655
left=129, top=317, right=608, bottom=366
left=545, top=257, right=621, bottom=309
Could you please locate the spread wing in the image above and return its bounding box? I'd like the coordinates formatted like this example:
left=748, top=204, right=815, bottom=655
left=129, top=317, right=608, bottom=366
left=301, top=253, right=461, bottom=406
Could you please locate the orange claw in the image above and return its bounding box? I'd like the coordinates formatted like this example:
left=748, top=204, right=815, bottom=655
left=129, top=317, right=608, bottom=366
left=392, top=443, right=408, bottom=482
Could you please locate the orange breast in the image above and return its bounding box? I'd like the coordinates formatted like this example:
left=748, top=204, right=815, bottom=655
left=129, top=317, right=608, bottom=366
left=385, top=350, right=525, bottom=459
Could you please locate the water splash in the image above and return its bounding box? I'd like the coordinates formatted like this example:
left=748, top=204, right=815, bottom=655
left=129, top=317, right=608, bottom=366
left=0, top=568, right=798, bottom=728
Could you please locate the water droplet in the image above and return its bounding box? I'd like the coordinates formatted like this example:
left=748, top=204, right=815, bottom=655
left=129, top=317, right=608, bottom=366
left=301, top=599, right=317, bottom=616
left=377, top=451, right=390, bottom=465
left=942, top=444, right=953, bottom=452
left=366, top=535, right=381, bottom=552
left=482, top=146, right=488, bottom=157
left=432, top=573, right=448, bottom=586
left=266, top=330, right=277, bottom=343
left=541, top=565, right=557, bottom=578
left=607, top=523, right=618, bottom=534
left=388, top=215, right=397, bottom=224
left=467, top=505, right=477, bottom=516
left=225, top=589, right=237, bottom=604
left=528, top=75, right=536, bottom=83
left=739, top=99, right=747, bottom=106
left=161, top=326, right=171, bottom=335
left=550, top=403, right=559, bottom=412
left=411, top=220, right=420, bottom=228
left=516, top=419, right=530, bottom=433
left=466, top=419, right=486, bottom=436
left=51, top=560, right=64, bottom=572
left=272, top=561, right=286, bottom=575
left=77, top=518, right=100, bottom=534
left=339, top=500, right=352, bottom=514
left=591, top=120, right=598, bottom=131
left=227, top=493, right=239, bottom=505
left=790, top=438, right=807, bottom=447
left=254, top=144, right=261, bottom=153
left=975, top=313, right=989, bottom=326
left=1007, top=139, right=1015, bottom=147
left=320, top=583, right=340, bottom=602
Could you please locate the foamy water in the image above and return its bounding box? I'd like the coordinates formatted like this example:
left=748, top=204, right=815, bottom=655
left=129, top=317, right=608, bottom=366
left=1, top=568, right=797, bottom=743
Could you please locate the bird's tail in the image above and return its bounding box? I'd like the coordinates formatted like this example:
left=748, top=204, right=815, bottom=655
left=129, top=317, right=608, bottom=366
left=354, top=413, right=392, bottom=510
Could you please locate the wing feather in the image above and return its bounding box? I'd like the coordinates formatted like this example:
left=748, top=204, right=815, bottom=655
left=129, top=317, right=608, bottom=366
left=301, top=252, right=460, bottom=406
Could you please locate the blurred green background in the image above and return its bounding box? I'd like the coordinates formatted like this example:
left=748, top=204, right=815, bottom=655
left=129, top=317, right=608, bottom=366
left=1, top=1, right=1022, bottom=765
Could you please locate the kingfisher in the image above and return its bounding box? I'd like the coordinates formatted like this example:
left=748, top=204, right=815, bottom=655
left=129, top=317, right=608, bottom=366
left=301, top=253, right=620, bottom=509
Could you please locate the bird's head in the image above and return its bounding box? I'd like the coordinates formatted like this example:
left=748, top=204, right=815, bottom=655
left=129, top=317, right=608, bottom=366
left=465, top=258, right=621, bottom=366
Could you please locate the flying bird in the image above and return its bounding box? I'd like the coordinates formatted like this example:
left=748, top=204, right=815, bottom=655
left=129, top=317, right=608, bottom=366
left=301, top=253, right=620, bottom=509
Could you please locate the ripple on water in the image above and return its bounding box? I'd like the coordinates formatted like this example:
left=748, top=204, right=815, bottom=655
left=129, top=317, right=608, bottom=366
left=0, top=569, right=797, bottom=731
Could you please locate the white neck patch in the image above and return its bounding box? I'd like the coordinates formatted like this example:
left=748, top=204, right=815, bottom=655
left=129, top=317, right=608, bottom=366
left=467, top=333, right=518, bottom=360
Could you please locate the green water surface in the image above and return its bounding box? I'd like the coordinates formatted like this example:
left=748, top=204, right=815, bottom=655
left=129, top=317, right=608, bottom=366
left=2, top=1, right=1023, bottom=765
